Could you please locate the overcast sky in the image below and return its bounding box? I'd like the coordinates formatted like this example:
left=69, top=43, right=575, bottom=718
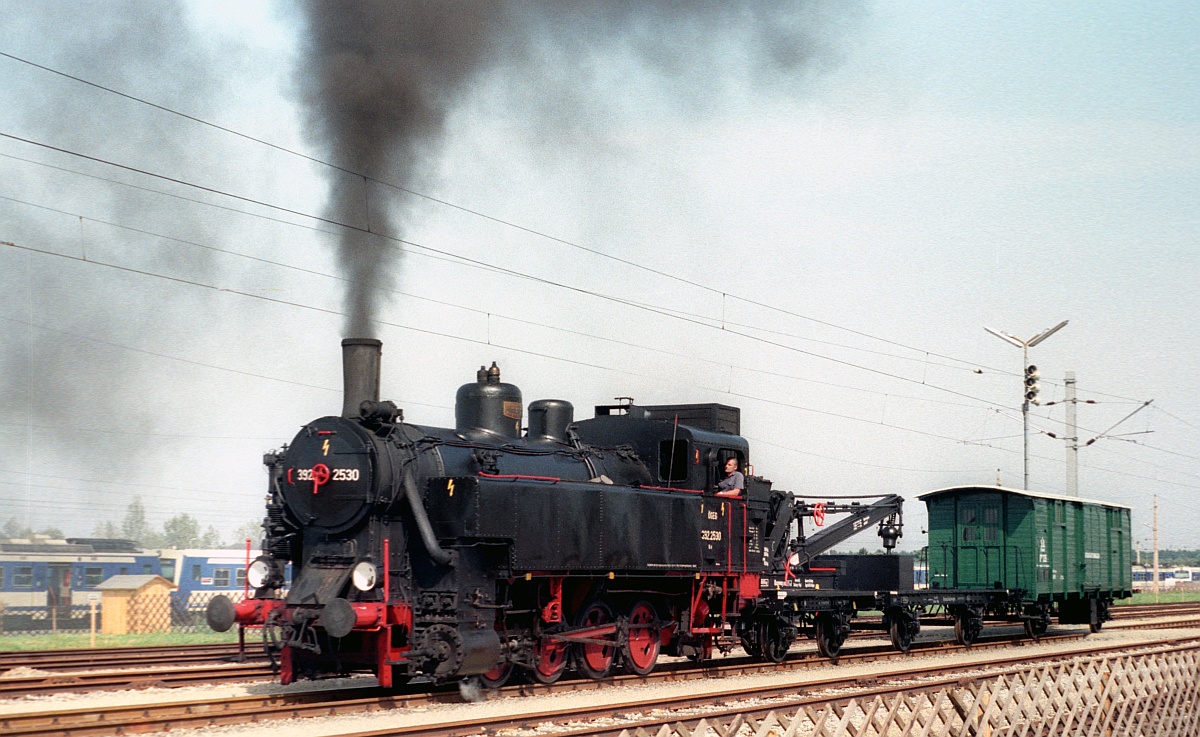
left=1, top=1, right=1197, bottom=552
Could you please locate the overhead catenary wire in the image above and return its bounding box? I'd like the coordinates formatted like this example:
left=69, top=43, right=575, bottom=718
left=5, top=212, right=1194, bottom=486
left=0, top=193, right=974, bottom=412
left=12, top=232, right=1168, bottom=492
left=4, top=168, right=1190, bottom=496
left=0, top=150, right=1025, bottom=386
left=0, top=50, right=1173, bottom=415
left=0, top=197, right=999, bottom=417
left=2, top=51, right=1194, bottom=542
left=0, top=142, right=964, bottom=386
left=0, top=50, right=1023, bottom=377
left=0, top=63, right=1186, bottom=450
left=0, top=185, right=1020, bottom=413
left=0, top=144, right=1154, bottom=411
left=4, top=237, right=1198, bottom=496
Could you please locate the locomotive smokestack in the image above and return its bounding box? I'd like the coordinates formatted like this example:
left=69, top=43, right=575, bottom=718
left=341, top=338, right=382, bottom=418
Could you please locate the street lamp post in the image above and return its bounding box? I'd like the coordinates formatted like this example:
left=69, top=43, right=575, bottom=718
left=983, top=320, right=1068, bottom=490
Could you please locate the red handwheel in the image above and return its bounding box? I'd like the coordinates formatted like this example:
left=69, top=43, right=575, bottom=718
left=311, top=463, right=331, bottom=494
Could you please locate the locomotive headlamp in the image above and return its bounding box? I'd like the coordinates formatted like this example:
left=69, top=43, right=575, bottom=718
left=352, top=561, right=378, bottom=591
left=247, top=557, right=282, bottom=589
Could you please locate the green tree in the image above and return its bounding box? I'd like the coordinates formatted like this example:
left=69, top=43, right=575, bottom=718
left=92, top=520, right=121, bottom=538
left=201, top=525, right=222, bottom=548
left=1, top=518, right=24, bottom=539
left=1, top=519, right=64, bottom=539
left=158, top=514, right=222, bottom=549
left=228, top=519, right=264, bottom=548
left=122, top=497, right=149, bottom=545
left=160, top=513, right=203, bottom=548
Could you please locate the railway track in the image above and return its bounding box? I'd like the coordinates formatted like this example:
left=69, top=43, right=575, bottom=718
left=0, top=602, right=1193, bottom=703
left=0, top=661, right=276, bottom=697
left=0, top=626, right=1048, bottom=699
left=1109, top=601, right=1200, bottom=619
left=1108, top=617, right=1200, bottom=631
left=0, top=642, right=272, bottom=697
left=1, top=600, right=1193, bottom=698
left=378, top=637, right=1200, bottom=737
left=0, top=643, right=254, bottom=673
left=0, top=629, right=1097, bottom=737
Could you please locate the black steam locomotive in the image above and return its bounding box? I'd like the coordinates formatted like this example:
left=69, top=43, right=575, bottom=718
left=207, top=339, right=1090, bottom=687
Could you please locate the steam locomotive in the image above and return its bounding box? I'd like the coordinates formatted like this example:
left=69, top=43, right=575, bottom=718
left=207, top=338, right=1129, bottom=687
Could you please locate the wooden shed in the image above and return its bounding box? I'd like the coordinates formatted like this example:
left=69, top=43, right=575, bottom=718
left=96, top=574, right=176, bottom=634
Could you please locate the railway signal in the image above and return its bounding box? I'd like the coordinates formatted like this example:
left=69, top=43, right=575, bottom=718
left=983, top=320, right=1068, bottom=490
left=1024, top=365, right=1041, bottom=404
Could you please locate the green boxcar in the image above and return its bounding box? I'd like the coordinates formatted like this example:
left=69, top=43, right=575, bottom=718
left=920, top=486, right=1132, bottom=619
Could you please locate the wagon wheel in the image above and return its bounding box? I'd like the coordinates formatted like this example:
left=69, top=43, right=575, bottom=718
left=815, top=613, right=844, bottom=660
left=888, top=617, right=913, bottom=653
left=759, top=618, right=792, bottom=664
left=574, top=601, right=617, bottom=679
left=623, top=601, right=660, bottom=676
left=1023, top=610, right=1049, bottom=639
left=1088, top=598, right=1103, bottom=633
left=953, top=609, right=982, bottom=646
left=530, top=634, right=569, bottom=684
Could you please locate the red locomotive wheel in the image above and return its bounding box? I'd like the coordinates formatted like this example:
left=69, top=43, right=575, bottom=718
left=623, top=601, right=660, bottom=676
left=479, top=658, right=515, bottom=689
left=531, top=636, right=569, bottom=684
left=575, top=602, right=616, bottom=679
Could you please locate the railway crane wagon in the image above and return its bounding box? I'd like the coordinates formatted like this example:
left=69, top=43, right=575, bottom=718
left=206, top=338, right=1126, bottom=688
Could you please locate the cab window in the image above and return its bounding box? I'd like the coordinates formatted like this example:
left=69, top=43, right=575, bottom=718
left=659, top=440, right=689, bottom=483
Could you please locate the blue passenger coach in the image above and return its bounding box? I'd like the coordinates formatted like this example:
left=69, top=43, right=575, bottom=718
left=0, top=538, right=160, bottom=627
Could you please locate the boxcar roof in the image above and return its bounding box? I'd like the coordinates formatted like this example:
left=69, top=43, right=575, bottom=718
left=917, top=485, right=1131, bottom=511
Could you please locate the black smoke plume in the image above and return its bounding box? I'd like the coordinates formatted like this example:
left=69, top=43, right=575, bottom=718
left=295, top=1, right=859, bottom=337
left=0, top=0, right=246, bottom=532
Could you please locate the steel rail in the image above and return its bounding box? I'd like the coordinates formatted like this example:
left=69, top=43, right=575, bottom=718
left=0, top=630, right=1104, bottom=737
left=276, top=637, right=1200, bottom=737
left=0, top=662, right=275, bottom=697
left=0, top=643, right=252, bottom=671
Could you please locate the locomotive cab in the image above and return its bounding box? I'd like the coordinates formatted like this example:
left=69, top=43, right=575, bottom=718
left=572, top=401, right=750, bottom=493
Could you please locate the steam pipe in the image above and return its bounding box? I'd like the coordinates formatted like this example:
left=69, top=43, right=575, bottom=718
left=403, top=469, right=457, bottom=567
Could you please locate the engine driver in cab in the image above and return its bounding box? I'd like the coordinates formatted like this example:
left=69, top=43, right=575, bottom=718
left=716, top=456, right=744, bottom=497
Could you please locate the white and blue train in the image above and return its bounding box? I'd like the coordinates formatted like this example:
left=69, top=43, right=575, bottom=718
left=0, top=538, right=289, bottom=630
left=1131, top=565, right=1200, bottom=591
left=0, top=538, right=160, bottom=612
